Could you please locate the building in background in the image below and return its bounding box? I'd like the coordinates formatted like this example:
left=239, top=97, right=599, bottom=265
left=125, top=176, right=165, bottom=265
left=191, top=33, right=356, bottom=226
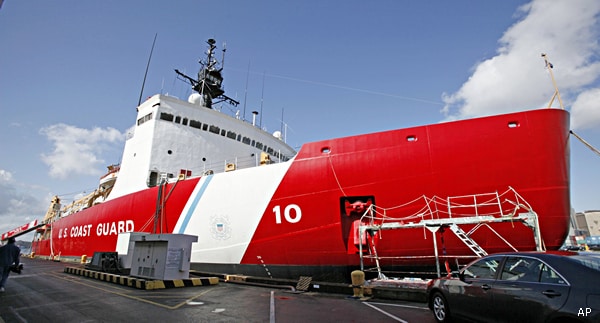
left=567, top=210, right=600, bottom=249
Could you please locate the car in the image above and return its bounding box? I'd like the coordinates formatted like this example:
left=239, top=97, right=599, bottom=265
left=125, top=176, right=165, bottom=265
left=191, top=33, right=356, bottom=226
left=427, top=251, right=600, bottom=323
left=560, top=245, right=586, bottom=251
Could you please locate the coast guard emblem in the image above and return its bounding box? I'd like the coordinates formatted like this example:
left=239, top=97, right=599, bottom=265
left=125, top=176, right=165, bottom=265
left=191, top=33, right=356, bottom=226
left=210, top=215, right=231, bottom=240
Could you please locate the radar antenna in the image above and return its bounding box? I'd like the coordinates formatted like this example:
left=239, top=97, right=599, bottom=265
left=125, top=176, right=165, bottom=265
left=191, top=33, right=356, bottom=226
left=175, top=39, right=240, bottom=109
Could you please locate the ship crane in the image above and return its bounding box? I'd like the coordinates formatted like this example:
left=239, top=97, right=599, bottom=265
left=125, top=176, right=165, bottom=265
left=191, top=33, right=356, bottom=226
left=175, top=39, right=240, bottom=108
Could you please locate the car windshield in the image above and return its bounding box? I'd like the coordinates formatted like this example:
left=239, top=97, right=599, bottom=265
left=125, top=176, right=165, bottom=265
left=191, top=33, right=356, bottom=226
left=569, top=254, right=600, bottom=272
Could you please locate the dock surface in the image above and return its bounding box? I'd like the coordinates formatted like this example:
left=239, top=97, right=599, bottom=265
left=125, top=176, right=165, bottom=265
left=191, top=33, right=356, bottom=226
left=0, top=258, right=435, bottom=322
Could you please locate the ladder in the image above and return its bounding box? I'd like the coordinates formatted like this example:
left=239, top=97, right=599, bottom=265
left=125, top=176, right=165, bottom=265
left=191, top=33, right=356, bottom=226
left=448, top=224, right=488, bottom=257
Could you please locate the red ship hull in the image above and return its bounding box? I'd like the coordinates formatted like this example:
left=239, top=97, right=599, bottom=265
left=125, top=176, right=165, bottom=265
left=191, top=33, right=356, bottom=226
left=31, top=108, right=570, bottom=281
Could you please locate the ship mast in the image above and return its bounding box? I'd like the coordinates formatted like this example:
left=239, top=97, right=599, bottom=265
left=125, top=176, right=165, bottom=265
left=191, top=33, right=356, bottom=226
left=175, top=39, right=240, bottom=109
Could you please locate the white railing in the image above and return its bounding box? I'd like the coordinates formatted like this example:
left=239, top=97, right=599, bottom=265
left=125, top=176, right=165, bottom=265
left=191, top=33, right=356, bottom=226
left=356, top=187, right=543, bottom=278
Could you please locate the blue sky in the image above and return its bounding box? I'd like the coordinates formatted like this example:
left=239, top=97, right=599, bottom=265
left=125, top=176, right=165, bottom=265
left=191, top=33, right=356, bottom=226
left=1, top=0, right=600, bottom=237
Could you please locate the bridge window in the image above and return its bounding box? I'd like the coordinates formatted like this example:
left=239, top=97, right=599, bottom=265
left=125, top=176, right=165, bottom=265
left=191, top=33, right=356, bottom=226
left=159, top=112, right=174, bottom=122
left=189, top=120, right=202, bottom=129
left=137, top=112, right=153, bottom=126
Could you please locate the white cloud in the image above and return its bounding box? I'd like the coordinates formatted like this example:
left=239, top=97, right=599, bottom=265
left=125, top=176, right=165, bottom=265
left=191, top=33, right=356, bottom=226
left=0, top=169, right=13, bottom=182
left=571, top=88, right=600, bottom=130
left=0, top=170, right=17, bottom=216
left=0, top=169, right=46, bottom=235
left=442, top=0, right=600, bottom=127
left=40, top=124, right=124, bottom=179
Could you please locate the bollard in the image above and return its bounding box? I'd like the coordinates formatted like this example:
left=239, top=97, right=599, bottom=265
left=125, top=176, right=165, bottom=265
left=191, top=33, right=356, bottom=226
left=81, top=254, right=87, bottom=264
left=350, top=270, right=365, bottom=298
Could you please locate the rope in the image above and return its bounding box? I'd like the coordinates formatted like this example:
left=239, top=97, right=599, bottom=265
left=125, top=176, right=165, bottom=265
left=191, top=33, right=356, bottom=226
left=138, top=178, right=182, bottom=233
left=327, top=155, right=347, bottom=197
left=361, top=187, right=524, bottom=223
left=160, top=178, right=180, bottom=233
left=152, top=181, right=164, bottom=234
left=571, top=130, right=600, bottom=157
left=138, top=212, right=157, bottom=232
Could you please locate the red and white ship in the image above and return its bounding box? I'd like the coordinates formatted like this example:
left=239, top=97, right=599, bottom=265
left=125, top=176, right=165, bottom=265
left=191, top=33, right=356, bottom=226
left=13, top=40, right=570, bottom=281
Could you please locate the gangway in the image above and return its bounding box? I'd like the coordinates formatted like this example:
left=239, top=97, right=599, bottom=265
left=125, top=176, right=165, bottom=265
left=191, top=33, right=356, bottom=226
left=448, top=224, right=488, bottom=257
left=356, top=187, right=545, bottom=278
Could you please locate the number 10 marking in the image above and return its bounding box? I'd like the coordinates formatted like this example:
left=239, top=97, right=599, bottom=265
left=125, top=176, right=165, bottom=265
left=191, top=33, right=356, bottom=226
left=273, top=204, right=302, bottom=224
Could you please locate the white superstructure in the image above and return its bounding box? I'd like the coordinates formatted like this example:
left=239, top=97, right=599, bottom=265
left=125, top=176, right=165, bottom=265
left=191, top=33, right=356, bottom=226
left=107, top=39, right=296, bottom=199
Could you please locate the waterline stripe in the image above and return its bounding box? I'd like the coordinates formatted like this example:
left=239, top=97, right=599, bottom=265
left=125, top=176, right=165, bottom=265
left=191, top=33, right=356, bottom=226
left=178, top=175, right=213, bottom=233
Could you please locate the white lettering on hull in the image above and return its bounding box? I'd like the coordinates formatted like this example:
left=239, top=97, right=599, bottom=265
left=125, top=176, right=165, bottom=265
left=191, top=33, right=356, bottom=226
left=58, top=220, right=135, bottom=239
left=96, top=220, right=134, bottom=236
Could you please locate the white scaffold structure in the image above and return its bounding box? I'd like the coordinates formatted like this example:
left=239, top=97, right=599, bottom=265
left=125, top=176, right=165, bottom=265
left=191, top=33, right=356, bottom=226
left=357, top=187, right=545, bottom=278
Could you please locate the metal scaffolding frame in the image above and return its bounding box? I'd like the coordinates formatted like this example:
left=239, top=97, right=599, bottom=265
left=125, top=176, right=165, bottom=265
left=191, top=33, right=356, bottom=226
left=356, top=188, right=545, bottom=278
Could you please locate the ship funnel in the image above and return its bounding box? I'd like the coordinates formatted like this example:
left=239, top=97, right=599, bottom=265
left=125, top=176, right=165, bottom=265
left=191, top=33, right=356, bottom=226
left=252, top=111, right=259, bottom=126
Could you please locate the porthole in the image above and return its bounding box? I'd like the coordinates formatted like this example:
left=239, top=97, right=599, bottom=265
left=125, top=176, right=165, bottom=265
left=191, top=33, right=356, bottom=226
left=406, top=135, right=417, bottom=142
left=321, top=147, right=331, bottom=154
left=508, top=121, right=520, bottom=128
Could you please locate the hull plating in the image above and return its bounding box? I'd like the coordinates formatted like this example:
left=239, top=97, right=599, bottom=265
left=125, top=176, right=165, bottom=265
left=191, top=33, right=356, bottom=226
left=32, top=109, right=570, bottom=280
